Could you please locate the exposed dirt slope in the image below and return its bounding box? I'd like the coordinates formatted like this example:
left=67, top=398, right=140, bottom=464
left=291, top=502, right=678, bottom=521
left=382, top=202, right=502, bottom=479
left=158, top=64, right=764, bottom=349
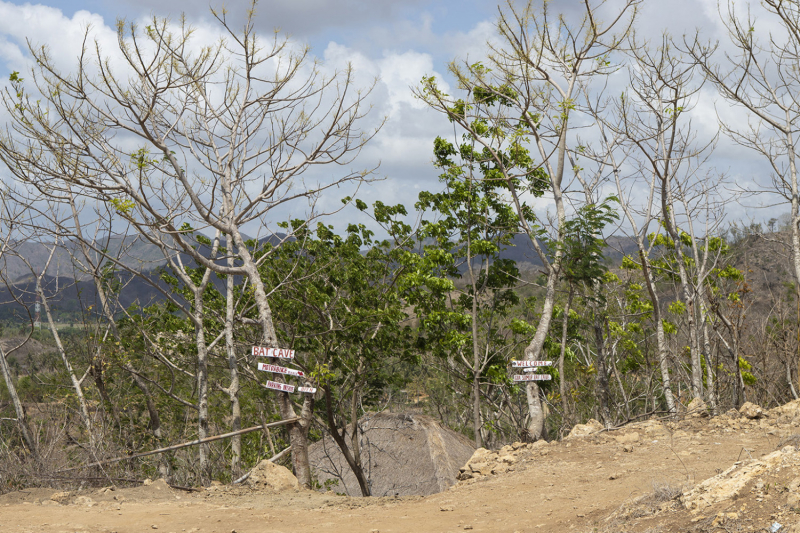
left=5, top=402, right=800, bottom=533
left=308, top=412, right=476, bottom=497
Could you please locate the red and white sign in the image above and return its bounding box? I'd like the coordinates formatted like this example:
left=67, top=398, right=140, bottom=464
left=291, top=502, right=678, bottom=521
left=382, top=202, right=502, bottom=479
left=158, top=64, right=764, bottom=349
left=257, top=362, right=304, bottom=377
left=513, top=374, right=552, bottom=382
left=511, top=360, right=552, bottom=368
left=252, top=346, right=295, bottom=359
left=265, top=380, right=295, bottom=393
left=298, top=386, right=317, bottom=394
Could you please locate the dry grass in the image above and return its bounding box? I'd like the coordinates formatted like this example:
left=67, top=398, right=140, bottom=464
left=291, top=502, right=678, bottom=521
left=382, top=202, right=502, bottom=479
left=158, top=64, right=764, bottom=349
left=606, top=479, right=685, bottom=522
left=777, top=434, right=800, bottom=450
left=650, top=480, right=685, bottom=502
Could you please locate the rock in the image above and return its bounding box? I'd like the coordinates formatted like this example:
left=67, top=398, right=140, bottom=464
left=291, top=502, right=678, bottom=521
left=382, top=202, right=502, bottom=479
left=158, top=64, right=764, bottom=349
left=682, top=446, right=800, bottom=510
left=49, top=492, right=70, bottom=504
left=567, top=419, right=604, bottom=439
left=309, top=412, right=476, bottom=497
left=244, top=459, right=300, bottom=493
left=469, top=462, right=493, bottom=476
left=491, top=463, right=512, bottom=475
left=622, top=444, right=634, bottom=453
left=687, top=397, right=708, bottom=418
left=467, top=448, right=493, bottom=463
left=73, top=496, right=95, bottom=507
left=724, top=408, right=741, bottom=419
left=740, top=402, right=764, bottom=419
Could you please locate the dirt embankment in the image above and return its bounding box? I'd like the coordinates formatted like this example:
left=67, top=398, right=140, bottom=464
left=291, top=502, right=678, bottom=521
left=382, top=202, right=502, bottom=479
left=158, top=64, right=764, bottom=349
left=6, top=401, right=800, bottom=533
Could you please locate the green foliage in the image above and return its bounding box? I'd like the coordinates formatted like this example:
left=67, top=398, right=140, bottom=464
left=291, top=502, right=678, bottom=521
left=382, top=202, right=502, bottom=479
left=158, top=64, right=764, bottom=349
left=555, top=197, right=619, bottom=287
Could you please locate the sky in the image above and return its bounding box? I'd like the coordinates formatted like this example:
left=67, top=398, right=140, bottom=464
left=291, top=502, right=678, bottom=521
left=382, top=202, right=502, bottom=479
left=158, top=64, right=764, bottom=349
left=0, top=0, right=783, bottom=238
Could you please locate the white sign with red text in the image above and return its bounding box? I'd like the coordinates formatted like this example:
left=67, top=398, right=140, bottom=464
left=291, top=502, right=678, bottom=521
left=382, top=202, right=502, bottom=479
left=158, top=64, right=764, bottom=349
left=513, top=374, right=552, bottom=382
left=511, top=360, right=552, bottom=368
left=265, top=380, right=295, bottom=393
left=257, top=362, right=304, bottom=377
left=252, top=346, right=295, bottom=359
left=298, top=386, right=317, bottom=394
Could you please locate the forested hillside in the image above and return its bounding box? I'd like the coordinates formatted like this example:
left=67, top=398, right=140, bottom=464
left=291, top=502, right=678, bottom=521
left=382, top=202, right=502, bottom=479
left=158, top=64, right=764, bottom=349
left=3, top=0, right=800, bottom=498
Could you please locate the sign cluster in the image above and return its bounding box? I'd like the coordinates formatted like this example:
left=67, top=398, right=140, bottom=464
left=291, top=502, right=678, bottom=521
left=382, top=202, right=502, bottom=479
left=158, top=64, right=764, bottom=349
left=253, top=346, right=316, bottom=394
left=511, top=360, right=553, bottom=382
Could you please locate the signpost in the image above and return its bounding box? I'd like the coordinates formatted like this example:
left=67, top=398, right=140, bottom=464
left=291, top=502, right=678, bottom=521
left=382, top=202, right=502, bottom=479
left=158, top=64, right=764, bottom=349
left=511, top=360, right=553, bottom=368
left=257, top=362, right=305, bottom=378
left=513, top=374, right=552, bottom=381
left=253, top=346, right=316, bottom=394
left=265, top=380, right=295, bottom=393
left=252, top=346, right=295, bottom=359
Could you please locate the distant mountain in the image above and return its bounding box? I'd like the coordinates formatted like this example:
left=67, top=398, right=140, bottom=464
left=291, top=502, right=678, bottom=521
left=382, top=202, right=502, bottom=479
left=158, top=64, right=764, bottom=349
left=3, top=232, right=292, bottom=282
left=0, top=231, right=641, bottom=322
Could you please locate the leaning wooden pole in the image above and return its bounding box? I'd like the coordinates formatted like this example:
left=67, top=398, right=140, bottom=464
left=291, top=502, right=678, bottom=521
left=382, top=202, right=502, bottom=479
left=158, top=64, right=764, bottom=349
left=56, top=418, right=300, bottom=473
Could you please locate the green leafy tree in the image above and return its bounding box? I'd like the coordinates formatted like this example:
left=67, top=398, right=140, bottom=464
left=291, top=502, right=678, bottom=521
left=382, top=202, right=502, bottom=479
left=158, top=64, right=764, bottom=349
left=405, top=136, right=527, bottom=447
left=258, top=213, right=415, bottom=496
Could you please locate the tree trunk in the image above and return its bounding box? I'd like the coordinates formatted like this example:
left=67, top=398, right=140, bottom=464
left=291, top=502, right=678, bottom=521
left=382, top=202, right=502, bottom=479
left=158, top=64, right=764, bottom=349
left=700, top=303, right=718, bottom=415
left=558, top=288, right=573, bottom=423
left=323, top=384, right=371, bottom=496
left=523, top=266, right=558, bottom=441
left=0, top=343, right=37, bottom=458
left=225, top=240, right=242, bottom=474
left=193, top=289, right=211, bottom=482
left=593, top=298, right=611, bottom=426
left=640, top=250, right=677, bottom=414
left=234, top=231, right=313, bottom=488
left=38, top=281, right=95, bottom=449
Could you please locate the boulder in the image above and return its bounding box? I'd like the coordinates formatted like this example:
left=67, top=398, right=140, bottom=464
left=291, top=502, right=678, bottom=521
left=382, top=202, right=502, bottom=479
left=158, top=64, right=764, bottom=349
left=308, top=412, right=475, bottom=497
left=245, top=460, right=299, bottom=493
left=740, top=402, right=764, bottom=420
left=687, top=397, right=708, bottom=418
left=567, top=419, right=604, bottom=439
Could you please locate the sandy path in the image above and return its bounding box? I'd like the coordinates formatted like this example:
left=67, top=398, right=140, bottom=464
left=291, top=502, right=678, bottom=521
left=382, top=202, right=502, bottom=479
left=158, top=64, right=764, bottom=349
left=0, top=417, right=782, bottom=533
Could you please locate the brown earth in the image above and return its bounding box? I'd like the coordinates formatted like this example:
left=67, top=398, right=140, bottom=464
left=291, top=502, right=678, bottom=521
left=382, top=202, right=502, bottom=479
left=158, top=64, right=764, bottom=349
left=5, top=402, right=800, bottom=533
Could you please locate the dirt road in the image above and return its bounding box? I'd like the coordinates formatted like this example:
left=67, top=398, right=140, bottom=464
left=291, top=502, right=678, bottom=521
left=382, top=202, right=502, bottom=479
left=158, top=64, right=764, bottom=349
left=0, top=413, right=789, bottom=533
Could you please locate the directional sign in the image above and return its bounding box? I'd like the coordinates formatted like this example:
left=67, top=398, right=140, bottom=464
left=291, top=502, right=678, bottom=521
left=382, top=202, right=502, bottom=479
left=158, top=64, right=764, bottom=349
left=513, top=374, right=552, bottom=382
left=252, top=346, right=295, bottom=359
left=524, top=367, right=553, bottom=373
left=257, top=362, right=304, bottom=378
left=298, top=386, right=317, bottom=394
left=265, top=380, right=295, bottom=393
left=511, top=360, right=552, bottom=368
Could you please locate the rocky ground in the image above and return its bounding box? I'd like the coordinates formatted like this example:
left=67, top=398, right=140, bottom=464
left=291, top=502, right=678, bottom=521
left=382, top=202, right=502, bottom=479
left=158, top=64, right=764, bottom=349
left=4, top=400, right=800, bottom=533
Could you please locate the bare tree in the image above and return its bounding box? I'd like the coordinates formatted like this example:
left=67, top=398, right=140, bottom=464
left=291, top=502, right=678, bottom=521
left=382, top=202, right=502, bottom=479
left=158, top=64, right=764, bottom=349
left=606, top=35, right=721, bottom=409
left=0, top=4, right=379, bottom=487
left=0, top=193, right=38, bottom=458
left=417, top=0, right=639, bottom=439
left=685, top=0, right=800, bottom=395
